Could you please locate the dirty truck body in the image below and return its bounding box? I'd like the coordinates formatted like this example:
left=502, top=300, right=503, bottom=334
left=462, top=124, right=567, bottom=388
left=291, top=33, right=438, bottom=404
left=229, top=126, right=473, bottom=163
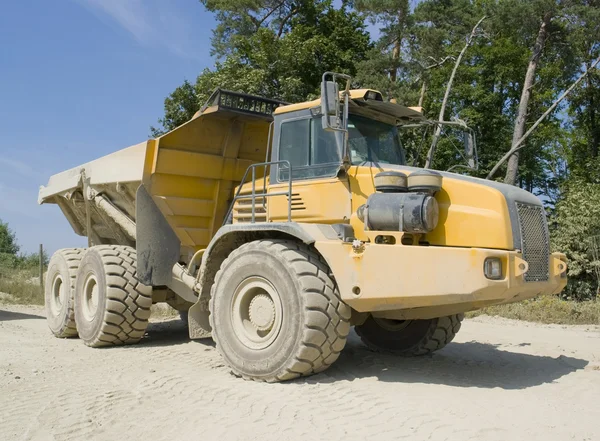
left=40, top=78, right=567, bottom=382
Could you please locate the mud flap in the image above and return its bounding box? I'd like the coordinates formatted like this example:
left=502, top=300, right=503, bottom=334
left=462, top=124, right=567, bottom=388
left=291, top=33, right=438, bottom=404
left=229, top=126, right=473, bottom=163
left=188, top=301, right=212, bottom=340
left=136, top=185, right=181, bottom=286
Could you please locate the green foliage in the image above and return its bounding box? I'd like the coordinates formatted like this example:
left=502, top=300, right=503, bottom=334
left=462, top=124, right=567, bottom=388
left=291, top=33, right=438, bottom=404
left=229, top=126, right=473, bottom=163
left=20, top=251, right=49, bottom=269
left=0, top=219, right=48, bottom=283
left=0, top=219, right=19, bottom=255
left=201, top=0, right=306, bottom=59
left=150, top=81, right=199, bottom=138
left=551, top=179, right=600, bottom=300
left=354, top=0, right=596, bottom=186
left=0, top=250, right=43, bottom=305
left=152, top=0, right=371, bottom=134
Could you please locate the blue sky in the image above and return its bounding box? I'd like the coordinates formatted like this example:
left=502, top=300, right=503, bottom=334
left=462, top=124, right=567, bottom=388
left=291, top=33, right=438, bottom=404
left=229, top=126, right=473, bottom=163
left=0, top=0, right=215, bottom=254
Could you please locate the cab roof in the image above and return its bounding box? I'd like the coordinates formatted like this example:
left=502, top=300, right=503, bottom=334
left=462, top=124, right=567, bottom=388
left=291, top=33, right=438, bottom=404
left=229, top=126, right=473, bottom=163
left=274, top=89, right=425, bottom=124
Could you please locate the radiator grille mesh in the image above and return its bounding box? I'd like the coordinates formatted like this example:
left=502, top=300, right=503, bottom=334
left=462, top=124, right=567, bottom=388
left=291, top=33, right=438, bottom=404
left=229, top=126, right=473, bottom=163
left=516, top=203, right=550, bottom=282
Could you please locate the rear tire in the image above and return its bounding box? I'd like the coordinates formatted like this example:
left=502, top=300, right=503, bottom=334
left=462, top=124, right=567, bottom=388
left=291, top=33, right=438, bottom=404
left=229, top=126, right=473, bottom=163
left=74, top=245, right=152, bottom=347
left=45, top=248, right=84, bottom=338
left=209, top=239, right=351, bottom=382
left=355, top=314, right=463, bottom=356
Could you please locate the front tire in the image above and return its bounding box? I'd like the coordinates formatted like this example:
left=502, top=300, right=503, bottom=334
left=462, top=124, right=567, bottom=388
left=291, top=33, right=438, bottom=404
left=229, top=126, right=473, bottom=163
left=355, top=314, right=464, bottom=356
left=209, top=239, right=351, bottom=382
left=45, top=248, right=84, bottom=338
left=74, top=245, right=152, bottom=347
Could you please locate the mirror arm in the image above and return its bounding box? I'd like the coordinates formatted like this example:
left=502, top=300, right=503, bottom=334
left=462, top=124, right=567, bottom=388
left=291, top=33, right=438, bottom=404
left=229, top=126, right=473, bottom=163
left=341, top=89, right=350, bottom=169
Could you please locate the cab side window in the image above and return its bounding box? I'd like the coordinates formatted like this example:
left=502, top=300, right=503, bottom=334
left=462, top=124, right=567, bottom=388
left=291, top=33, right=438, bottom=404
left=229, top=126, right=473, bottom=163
left=279, top=117, right=340, bottom=181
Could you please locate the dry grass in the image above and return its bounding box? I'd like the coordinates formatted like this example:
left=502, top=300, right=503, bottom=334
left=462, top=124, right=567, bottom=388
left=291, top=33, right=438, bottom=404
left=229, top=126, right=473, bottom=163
left=0, top=270, right=43, bottom=305
left=467, top=296, right=600, bottom=325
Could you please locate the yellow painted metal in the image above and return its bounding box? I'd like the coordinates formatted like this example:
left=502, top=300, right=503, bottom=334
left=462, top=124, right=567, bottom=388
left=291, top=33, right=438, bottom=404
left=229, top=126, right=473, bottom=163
left=144, top=106, right=271, bottom=252
left=232, top=181, right=268, bottom=223
left=273, top=89, right=375, bottom=115
left=235, top=164, right=513, bottom=250
left=274, top=89, right=399, bottom=115
left=232, top=175, right=351, bottom=224
left=268, top=176, right=352, bottom=223
left=347, top=165, right=514, bottom=249
left=314, top=237, right=567, bottom=318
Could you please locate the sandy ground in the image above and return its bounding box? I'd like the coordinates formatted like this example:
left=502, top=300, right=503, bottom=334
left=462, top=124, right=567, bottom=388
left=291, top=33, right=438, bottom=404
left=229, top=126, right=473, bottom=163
left=0, top=304, right=598, bottom=441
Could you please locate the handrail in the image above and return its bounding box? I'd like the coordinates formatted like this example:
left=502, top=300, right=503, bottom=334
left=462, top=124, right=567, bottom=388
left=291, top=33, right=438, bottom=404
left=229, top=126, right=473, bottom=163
left=223, top=160, right=292, bottom=225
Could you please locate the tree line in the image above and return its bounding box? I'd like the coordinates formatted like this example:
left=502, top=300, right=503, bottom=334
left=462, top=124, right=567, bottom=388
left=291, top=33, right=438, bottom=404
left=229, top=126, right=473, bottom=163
left=0, top=220, right=47, bottom=275
left=152, top=0, right=599, bottom=299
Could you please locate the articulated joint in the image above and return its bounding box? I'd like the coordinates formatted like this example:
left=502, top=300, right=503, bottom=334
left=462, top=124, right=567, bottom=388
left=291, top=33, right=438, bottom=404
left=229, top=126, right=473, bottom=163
left=170, top=263, right=198, bottom=303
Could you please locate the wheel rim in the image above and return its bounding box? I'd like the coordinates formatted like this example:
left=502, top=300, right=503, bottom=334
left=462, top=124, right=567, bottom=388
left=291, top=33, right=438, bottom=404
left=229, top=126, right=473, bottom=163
left=50, top=274, right=65, bottom=316
left=230, top=276, right=283, bottom=350
left=82, top=273, right=99, bottom=321
left=373, top=317, right=412, bottom=332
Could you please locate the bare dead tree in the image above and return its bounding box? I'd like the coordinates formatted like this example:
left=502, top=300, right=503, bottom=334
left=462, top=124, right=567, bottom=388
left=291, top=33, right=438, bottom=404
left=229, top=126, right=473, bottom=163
left=414, top=56, right=455, bottom=107
left=487, top=56, right=600, bottom=180
left=504, top=12, right=553, bottom=185
left=424, top=17, right=487, bottom=169
left=418, top=81, right=427, bottom=108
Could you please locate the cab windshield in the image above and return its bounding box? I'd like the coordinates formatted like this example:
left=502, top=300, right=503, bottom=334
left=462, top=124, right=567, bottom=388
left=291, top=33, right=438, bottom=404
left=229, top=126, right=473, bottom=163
left=348, top=115, right=404, bottom=166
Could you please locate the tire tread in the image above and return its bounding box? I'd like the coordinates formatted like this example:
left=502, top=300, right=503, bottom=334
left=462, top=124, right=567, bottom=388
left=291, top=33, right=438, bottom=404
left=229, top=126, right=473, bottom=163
left=45, top=248, right=85, bottom=338
left=78, top=245, right=152, bottom=348
left=209, top=239, right=351, bottom=382
left=356, top=313, right=464, bottom=356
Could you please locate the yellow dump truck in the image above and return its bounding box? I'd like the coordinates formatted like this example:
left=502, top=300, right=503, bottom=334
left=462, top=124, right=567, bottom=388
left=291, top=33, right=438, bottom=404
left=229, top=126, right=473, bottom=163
left=39, top=73, right=567, bottom=382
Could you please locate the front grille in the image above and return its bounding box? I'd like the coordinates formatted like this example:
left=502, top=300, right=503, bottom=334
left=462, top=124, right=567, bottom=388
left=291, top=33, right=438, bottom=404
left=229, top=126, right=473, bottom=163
left=516, top=203, right=550, bottom=282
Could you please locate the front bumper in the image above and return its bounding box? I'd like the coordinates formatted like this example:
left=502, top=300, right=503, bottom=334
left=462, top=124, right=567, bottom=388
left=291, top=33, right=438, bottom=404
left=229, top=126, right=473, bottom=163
left=316, top=240, right=567, bottom=319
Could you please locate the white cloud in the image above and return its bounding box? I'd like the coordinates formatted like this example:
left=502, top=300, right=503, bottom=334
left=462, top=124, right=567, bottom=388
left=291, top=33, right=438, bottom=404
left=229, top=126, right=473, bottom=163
left=75, top=0, right=196, bottom=58
left=85, top=0, right=151, bottom=42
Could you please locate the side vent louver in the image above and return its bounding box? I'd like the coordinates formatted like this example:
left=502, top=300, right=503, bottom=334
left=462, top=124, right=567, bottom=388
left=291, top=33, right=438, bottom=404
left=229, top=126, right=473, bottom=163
left=289, top=193, right=306, bottom=211
left=232, top=192, right=267, bottom=223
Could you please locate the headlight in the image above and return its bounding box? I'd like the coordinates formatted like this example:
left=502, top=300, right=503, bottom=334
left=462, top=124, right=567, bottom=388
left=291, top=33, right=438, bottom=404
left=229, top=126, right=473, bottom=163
left=484, top=257, right=503, bottom=280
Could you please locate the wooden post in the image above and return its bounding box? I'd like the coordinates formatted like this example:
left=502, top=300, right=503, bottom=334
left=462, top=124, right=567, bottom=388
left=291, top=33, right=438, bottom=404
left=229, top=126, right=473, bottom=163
left=39, top=244, right=44, bottom=291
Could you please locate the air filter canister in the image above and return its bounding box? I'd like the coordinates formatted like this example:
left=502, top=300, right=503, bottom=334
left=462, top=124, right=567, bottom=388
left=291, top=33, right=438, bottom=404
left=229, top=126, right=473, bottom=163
left=407, top=170, right=442, bottom=194
left=374, top=171, right=408, bottom=193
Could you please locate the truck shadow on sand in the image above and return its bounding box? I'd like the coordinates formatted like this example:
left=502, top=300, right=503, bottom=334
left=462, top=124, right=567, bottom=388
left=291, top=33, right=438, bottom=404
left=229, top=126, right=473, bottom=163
left=139, top=320, right=589, bottom=390
left=318, top=332, right=589, bottom=390
left=0, top=309, right=45, bottom=321
left=137, top=319, right=211, bottom=348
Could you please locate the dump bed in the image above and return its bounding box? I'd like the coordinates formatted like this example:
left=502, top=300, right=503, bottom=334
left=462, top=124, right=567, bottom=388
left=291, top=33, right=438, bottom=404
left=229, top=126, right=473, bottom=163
left=39, top=90, right=282, bottom=255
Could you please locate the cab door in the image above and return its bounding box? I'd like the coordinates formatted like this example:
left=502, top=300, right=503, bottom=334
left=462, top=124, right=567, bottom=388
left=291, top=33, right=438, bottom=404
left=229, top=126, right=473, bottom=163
left=267, top=112, right=351, bottom=223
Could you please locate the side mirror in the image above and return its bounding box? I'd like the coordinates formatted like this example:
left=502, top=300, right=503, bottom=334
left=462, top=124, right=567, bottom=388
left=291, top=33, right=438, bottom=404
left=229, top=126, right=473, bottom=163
left=321, top=80, right=340, bottom=130
left=321, top=72, right=351, bottom=132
